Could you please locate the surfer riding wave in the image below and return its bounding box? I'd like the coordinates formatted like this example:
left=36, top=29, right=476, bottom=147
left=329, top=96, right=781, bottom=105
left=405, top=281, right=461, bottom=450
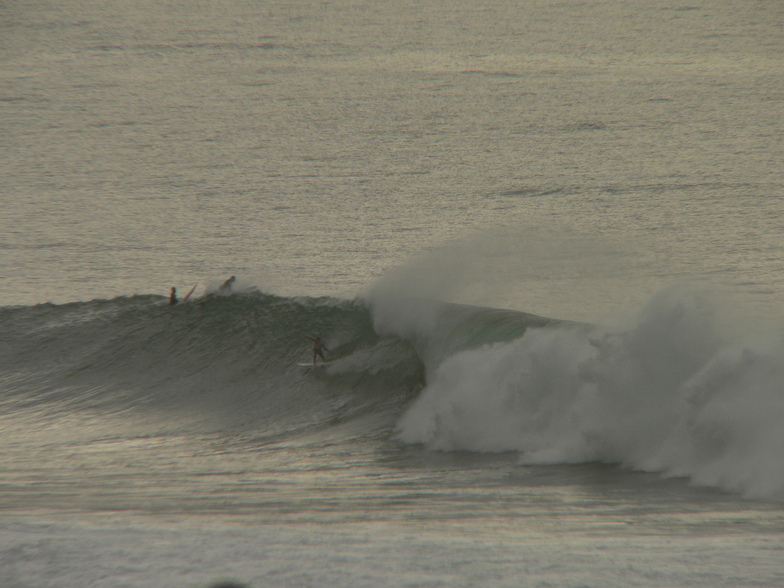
left=310, top=337, right=329, bottom=366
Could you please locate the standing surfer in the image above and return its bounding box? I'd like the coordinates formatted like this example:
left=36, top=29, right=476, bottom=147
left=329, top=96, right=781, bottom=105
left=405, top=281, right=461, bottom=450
left=311, top=337, right=329, bottom=366
left=169, top=287, right=178, bottom=305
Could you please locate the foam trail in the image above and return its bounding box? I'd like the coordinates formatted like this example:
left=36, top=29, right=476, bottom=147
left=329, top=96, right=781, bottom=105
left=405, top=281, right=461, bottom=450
left=396, top=285, right=784, bottom=500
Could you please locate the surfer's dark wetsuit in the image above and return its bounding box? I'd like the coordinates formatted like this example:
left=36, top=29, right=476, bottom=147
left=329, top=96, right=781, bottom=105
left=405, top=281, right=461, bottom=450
left=169, top=287, right=178, bottom=305
left=312, top=337, right=329, bottom=365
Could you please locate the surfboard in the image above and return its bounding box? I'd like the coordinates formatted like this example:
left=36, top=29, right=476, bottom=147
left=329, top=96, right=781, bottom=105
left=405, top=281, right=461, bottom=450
left=297, top=362, right=328, bottom=368
left=182, top=284, right=198, bottom=301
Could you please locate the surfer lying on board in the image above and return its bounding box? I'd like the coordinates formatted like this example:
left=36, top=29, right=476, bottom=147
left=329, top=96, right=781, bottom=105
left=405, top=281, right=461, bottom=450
left=311, top=337, right=329, bottom=366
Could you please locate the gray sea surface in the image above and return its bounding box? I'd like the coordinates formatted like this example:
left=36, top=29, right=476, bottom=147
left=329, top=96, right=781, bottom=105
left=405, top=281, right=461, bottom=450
left=2, top=1, right=784, bottom=586
left=3, top=0, right=782, bottom=317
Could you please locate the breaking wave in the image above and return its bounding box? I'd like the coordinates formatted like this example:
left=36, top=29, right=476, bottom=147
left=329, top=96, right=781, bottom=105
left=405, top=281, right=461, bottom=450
left=2, top=284, right=783, bottom=500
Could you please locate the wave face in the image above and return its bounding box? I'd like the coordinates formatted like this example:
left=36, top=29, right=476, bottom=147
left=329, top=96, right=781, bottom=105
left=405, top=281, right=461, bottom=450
left=2, top=286, right=784, bottom=501
left=0, top=294, right=426, bottom=445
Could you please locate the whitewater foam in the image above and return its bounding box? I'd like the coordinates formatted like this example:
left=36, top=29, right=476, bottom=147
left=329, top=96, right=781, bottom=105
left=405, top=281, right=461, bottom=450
left=394, top=284, right=784, bottom=500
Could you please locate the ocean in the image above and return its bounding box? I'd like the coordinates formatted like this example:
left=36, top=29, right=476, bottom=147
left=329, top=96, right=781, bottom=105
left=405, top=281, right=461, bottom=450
left=2, top=0, right=784, bottom=586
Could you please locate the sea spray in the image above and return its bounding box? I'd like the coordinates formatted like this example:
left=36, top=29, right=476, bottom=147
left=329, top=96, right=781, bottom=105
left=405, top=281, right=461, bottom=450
left=361, top=226, right=645, bottom=323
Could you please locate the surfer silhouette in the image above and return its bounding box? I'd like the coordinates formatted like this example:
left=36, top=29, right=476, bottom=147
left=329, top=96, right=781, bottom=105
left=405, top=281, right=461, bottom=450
left=169, top=287, right=178, bottom=305
left=219, top=276, right=236, bottom=293
left=311, top=337, right=329, bottom=366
